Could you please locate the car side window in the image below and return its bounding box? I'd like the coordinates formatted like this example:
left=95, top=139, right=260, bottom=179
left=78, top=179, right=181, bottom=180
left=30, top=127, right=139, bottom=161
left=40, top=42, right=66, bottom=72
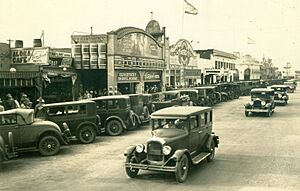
left=47, top=107, right=66, bottom=116
left=200, top=113, right=205, bottom=128
left=0, top=114, right=17, bottom=125
left=107, top=100, right=120, bottom=109
left=190, top=116, right=198, bottom=130
left=96, top=101, right=106, bottom=110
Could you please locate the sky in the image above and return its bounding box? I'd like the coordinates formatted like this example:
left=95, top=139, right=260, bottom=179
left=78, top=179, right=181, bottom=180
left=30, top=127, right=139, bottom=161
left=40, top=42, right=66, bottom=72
left=1, top=0, right=300, bottom=71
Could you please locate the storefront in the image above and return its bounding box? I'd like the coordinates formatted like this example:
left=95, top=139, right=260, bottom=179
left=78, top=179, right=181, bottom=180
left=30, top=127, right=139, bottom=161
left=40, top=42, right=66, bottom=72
left=168, top=39, right=200, bottom=88
left=107, top=23, right=166, bottom=94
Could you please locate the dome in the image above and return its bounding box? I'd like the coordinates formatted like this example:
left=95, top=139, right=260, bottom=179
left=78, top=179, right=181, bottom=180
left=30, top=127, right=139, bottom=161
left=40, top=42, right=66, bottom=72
left=145, top=20, right=161, bottom=34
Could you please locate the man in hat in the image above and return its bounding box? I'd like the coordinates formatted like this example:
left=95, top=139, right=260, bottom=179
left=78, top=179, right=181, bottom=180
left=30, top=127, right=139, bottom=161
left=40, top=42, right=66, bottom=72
left=4, top=93, right=17, bottom=110
left=34, top=97, right=45, bottom=117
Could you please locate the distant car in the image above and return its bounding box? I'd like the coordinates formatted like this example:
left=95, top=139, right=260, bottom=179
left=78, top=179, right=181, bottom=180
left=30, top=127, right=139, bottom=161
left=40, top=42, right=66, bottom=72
left=89, top=95, right=137, bottom=136
left=0, top=109, right=70, bottom=156
left=193, top=86, right=218, bottom=106
left=270, top=85, right=289, bottom=105
left=244, top=88, right=276, bottom=117
left=284, top=81, right=296, bottom=93
left=142, top=93, right=155, bottom=114
left=124, top=106, right=219, bottom=183
left=152, top=90, right=190, bottom=111
left=176, top=89, right=199, bottom=106
left=36, top=100, right=101, bottom=144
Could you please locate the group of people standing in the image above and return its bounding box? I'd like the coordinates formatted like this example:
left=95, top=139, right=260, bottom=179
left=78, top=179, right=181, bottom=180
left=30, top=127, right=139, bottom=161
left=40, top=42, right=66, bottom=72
left=0, top=93, right=33, bottom=112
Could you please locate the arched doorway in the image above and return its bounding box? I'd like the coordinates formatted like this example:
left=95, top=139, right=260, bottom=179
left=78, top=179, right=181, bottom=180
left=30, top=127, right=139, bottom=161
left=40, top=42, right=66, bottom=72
left=233, top=69, right=239, bottom=81
left=244, top=68, right=251, bottom=81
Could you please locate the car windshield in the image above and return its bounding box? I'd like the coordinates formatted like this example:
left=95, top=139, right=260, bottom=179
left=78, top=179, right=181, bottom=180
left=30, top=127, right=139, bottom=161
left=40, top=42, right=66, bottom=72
left=152, top=118, right=188, bottom=131
left=164, top=92, right=178, bottom=100
left=271, top=87, right=286, bottom=92
left=251, top=92, right=272, bottom=99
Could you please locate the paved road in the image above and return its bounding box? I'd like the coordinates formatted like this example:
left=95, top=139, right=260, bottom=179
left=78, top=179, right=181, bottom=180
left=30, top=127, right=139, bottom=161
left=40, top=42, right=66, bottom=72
left=1, top=91, right=300, bottom=191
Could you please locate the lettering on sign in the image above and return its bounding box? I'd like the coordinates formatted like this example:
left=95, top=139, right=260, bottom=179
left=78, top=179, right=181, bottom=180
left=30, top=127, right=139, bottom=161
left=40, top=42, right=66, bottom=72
left=11, top=48, right=48, bottom=64
left=144, top=72, right=161, bottom=80
left=117, top=72, right=140, bottom=81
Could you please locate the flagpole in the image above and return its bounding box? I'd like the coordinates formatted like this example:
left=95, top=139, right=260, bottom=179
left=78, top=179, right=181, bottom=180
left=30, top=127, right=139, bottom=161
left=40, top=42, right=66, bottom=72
left=181, top=0, right=184, bottom=38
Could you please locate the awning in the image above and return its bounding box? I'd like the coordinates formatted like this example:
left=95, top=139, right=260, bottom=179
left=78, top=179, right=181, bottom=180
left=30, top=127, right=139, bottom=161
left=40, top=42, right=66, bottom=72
left=0, top=71, right=40, bottom=79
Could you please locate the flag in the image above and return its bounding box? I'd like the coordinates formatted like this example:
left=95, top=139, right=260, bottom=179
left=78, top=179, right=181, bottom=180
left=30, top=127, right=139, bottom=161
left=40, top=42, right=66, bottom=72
left=247, top=37, right=256, bottom=44
left=184, top=0, right=198, bottom=15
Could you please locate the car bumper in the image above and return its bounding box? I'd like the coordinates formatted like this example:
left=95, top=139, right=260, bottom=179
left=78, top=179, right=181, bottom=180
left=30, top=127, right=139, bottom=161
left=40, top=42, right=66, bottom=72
left=245, top=108, right=269, bottom=113
left=274, top=100, right=286, bottom=104
left=124, top=162, right=175, bottom=172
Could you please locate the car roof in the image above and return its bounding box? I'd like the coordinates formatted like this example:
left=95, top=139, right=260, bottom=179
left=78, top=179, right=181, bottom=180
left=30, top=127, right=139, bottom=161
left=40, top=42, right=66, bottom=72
left=193, top=86, right=215, bottom=89
left=0, top=108, right=34, bottom=115
left=270, top=85, right=288, bottom=88
left=251, top=88, right=274, bottom=93
left=151, top=106, right=211, bottom=119
left=43, top=100, right=95, bottom=107
left=177, top=89, right=198, bottom=92
left=89, top=95, right=130, bottom=100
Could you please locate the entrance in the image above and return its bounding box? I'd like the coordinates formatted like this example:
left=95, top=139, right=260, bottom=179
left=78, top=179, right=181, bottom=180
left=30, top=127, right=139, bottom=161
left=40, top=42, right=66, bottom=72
left=144, top=82, right=161, bottom=93
left=117, top=83, right=137, bottom=94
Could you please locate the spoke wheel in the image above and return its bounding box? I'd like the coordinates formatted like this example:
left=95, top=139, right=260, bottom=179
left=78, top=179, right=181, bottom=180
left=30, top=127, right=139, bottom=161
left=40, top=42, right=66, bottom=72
left=106, top=119, right=123, bottom=136
left=125, top=155, right=139, bottom=178
left=78, top=125, right=96, bottom=144
left=38, top=136, right=60, bottom=156
left=175, top=154, right=189, bottom=183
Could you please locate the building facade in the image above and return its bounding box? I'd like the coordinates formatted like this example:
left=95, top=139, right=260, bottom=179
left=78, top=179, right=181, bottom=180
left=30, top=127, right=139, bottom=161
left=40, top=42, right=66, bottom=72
left=234, top=53, right=262, bottom=81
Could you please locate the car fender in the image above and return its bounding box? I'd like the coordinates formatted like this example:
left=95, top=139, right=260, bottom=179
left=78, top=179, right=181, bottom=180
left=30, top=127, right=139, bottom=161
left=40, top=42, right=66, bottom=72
left=105, top=116, right=127, bottom=129
left=124, top=145, right=136, bottom=157
left=77, top=121, right=99, bottom=135
left=171, top=149, right=191, bottom=162
left=132, top=112, right=142, bottom=125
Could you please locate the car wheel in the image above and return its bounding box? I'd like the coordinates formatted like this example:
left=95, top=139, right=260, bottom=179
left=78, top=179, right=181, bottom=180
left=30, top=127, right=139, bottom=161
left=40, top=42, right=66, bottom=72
left=245, top=111, right=249, bottom=117
left=125, top=155, right=139, bottom=178
left=175, top=154, right=189, bottom=183
left=8, top=132, right=15, bottom=153
left=38, top=136, right=60, bottom=156
left=78, top=125, right=96, bottom=144
left=106, top=119, right=123, bottom=136
left=207, top=141, right=215, bottom=162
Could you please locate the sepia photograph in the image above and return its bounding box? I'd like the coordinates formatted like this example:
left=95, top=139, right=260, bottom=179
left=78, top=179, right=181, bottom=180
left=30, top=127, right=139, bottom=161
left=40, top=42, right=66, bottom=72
left=0, top=0, right=299, bottom=190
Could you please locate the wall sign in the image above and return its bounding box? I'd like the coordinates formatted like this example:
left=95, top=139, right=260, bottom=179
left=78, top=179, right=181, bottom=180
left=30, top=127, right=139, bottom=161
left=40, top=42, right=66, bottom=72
left=143, top=71, right=161, bottom=81
left=11, top=48, right=49, bottom=64
left=117, top=71, right=140, bottom=82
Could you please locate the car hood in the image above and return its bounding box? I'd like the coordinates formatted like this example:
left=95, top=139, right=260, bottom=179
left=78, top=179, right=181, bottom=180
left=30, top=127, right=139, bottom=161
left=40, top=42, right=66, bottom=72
left=32, top=119, right=61, bottom=132
left=149, top=129, right=188, bottom=144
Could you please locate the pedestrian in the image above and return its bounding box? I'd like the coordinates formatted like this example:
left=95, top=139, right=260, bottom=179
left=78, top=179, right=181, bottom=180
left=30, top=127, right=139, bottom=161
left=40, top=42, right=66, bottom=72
left=34, top=97, right=45, bottom=117
left=4, top=94, right=18, bottom=110
left=20, top=94, right=32, bottom=109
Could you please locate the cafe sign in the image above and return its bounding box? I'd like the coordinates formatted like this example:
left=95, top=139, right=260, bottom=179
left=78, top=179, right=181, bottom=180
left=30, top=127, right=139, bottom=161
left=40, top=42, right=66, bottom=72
left=143, top=71, right=161, bottom=81
left=11, top=48, right=49, bottom=64
left=117, top=71, right=140, bottom=82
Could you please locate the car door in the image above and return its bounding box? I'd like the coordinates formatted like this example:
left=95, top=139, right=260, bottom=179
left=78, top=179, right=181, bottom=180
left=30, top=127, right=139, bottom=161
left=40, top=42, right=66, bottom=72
left=198, top=112, right=209, bottom=149
left=189, top=115, right=201, bottom=153
left=0, top=113, right=20, bottom=147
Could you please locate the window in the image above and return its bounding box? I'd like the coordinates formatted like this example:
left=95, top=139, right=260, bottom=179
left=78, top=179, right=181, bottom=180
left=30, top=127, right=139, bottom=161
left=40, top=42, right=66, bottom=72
left=0, top=114, right=17, bottom=125
left=96, top=101, right=106, bottom=109
left=190, top=116, right=198, bottom=129
left=67, top=105, right=86, bottom=115
left=47, top=107, right=66, bottom=116
left=200, top=113, right=205, bottom=127
left=107, top=100, right=119, bottom=109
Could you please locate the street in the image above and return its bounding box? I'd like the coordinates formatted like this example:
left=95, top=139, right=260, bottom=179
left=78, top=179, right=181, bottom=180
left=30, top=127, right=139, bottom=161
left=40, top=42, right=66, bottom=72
left=1, top=92, right=300, bottom=191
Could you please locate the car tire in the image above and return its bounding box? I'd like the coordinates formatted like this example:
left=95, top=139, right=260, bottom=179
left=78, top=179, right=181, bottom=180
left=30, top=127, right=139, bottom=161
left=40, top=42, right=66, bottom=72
left=207, top=141, right=215, bottom=162
left=125, top=155, right=139, bottom=178
left=78, top=125, right=96, bottom=144
left=245, top=111, right=249, bottom=117
left=38, top=135, right=60, bottom=156
left=8, top=132, right=15, bottom=153
left=129, top=112, right=137, bottom=129
left=106, top=119, right=123, bottom=136
left=175, top=154, right=189, bottom=183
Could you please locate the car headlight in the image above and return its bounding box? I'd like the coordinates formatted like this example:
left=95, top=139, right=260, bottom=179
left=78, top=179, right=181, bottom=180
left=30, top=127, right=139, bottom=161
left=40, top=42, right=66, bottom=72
left=250, top=101, right=254, bottom=105
left=278, top=94, right=282, bottom=98
left=136, top=144, right=145, bottom=153
left=201, top=98, right=204, bottom=101
left=261, top=101, right=266, bottom=106
left=162, top=145, right=172, bottom=155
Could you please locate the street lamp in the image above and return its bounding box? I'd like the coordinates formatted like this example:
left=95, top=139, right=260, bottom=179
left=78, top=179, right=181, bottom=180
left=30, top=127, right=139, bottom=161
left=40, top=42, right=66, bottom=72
left=9, top=67, right=16, bottom=73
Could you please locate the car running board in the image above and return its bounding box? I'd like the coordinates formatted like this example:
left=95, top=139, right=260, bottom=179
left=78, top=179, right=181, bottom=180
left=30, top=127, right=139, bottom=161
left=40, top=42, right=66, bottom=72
left=192, top=152, right=210, bottom=164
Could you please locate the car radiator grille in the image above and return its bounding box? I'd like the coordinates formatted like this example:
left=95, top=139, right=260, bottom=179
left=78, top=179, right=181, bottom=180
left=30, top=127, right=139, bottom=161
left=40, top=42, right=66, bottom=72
left=253, top=100, right=261, bottom=108
left=147, top=141, right=163, bottom=161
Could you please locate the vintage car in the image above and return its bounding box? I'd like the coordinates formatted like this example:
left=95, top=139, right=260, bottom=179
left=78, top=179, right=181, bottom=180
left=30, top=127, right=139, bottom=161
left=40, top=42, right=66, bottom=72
left=214, top=83, right=231, bottom=102
left=152, top=90, right=190, bottom=111
left=124, top=106, right=219, bottom=183
left=142, top=93, right=156, bottom=114
left=35, top=100, right=101, bottom=144
left=231, top=83, right=241, bottom=99
left=286, top=79, right=297, bottom=90
left=244, top=88, right=276, bottom=117
left=193, top=86, right=218, bottom=106
left=89, top=95, right=137, bottom=136
left=176, top=89, right=199, bottom=106
left=0, top=109, right=70, bottom=156
left=128, top=94, right=150, bottom=125
left=284, top=81, right=296, bottom=93
left=270, top=85, right=289, bottom=105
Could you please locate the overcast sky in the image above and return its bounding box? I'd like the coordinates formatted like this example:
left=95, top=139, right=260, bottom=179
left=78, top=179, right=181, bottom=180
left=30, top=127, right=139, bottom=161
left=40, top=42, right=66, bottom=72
left=1, top=0, right=299, bottom=70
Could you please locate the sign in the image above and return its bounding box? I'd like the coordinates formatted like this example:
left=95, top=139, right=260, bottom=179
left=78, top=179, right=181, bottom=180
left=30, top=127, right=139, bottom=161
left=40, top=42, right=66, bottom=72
left=116, top=33, right=163, bottom=59
left=170, top=40, right=196, bottom=66
left=143, top=71, right=161, bottom=81
left=184, top=69, right=201, bottom=77
left=11, top=48, right=49, bottom=64
left=71, top=35, right=107, bottom=44
left=117, top=71, right=140, bottom=82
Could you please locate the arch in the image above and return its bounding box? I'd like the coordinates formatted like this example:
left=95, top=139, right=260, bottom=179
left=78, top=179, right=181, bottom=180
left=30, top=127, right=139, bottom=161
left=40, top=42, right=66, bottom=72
left=244, top=68, right=251, bottom=81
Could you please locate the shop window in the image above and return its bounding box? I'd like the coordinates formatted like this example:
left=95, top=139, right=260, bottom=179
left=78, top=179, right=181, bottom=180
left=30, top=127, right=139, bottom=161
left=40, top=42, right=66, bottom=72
left=215, top=61, right=218, bottom=69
